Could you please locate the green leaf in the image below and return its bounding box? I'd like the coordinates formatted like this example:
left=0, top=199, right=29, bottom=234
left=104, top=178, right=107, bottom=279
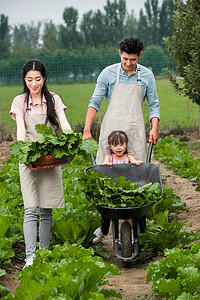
left=35, top=124, right=53, bottom=135
left=80, top=138, right=98, bottom=155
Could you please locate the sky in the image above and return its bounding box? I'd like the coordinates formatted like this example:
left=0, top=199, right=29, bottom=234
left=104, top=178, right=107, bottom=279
left=0, top=0, right=164, bottom=27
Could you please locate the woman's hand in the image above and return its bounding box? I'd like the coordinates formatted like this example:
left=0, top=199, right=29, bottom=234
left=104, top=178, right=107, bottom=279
left=25, top=163, right=38, bottom=170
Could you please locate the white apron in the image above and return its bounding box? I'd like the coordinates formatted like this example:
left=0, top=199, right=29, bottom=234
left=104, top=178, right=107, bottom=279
left=96, top=65, right=147, bottom=164
left=19, top=106, right=65, bottom=209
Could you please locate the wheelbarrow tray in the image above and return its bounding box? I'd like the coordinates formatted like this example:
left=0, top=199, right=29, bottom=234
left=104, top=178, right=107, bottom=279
left=85, top=162, right=163, bottom=265
left=85, top=162, right=163, bottom=218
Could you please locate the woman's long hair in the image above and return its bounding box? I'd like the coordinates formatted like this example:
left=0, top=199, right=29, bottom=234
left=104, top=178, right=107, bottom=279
left=22, top=59, right=59, bottom=128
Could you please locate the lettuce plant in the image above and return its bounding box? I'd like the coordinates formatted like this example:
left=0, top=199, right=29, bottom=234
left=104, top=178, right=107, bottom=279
left=6, top=243, right=122, bottom=299
left=146, top=243, right=200, bottom=299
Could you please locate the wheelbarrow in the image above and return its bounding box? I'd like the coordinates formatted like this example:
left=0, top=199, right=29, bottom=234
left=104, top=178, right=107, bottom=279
left=86, top=142, right=163, bottom=267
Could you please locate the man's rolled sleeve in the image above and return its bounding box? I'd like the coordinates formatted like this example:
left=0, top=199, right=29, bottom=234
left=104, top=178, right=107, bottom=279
left=146, top=76, right=160, bottom=121
left=88, top=70, right=108, bottom=111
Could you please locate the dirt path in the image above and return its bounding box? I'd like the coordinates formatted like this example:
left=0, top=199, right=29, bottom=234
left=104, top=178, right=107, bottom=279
left=1, top=132, right=200, bottom=299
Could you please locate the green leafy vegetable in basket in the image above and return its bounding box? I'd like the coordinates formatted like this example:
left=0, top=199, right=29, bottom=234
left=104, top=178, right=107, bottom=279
left=79, top=169, right=162, bottom=208
left=10, top=124, right=98, bottom=165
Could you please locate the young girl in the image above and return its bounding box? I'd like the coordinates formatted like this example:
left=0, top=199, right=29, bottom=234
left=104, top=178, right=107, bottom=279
left=93, top=130, right=143, bottom=244
left=103, top=130, right=143, bottom=166
left=9, top=59, right=71, bottom=268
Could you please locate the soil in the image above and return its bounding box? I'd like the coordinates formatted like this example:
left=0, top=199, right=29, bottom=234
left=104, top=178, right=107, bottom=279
left=1, top=130, right=200, bottom=299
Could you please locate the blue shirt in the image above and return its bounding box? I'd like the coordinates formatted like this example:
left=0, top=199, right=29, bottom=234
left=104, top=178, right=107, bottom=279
left=89, top=63, right=160, bottom=120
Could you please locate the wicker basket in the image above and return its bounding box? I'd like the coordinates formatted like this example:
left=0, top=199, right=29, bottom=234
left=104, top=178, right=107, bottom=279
left=30, top=155, right=74, bottom=170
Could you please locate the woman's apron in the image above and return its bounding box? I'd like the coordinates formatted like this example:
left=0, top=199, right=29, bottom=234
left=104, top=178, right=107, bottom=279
left=96, top=65, right=147, bottom=164
left=19, top=104, right=65, bottom=209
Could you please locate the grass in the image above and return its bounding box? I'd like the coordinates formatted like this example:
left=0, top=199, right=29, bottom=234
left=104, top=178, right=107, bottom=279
left=0, top=80, right=199, bottom=136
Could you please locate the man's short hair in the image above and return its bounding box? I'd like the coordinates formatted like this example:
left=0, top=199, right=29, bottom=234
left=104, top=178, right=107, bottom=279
left=119, top=36, right=144, bottom=55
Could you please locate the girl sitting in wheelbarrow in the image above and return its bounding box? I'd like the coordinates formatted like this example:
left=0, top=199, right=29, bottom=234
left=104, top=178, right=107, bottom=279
left=93, top=130, right=143, bottom=243
left=103, top=130, right=143, bottom=166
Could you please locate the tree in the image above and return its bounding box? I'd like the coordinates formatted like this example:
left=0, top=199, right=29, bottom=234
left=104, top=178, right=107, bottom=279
left=80, top=10, right=94, bottom=46
left=164, top=0, right=200, bottom=134
left=41, top=21, right=59, bottom=56
left=144, top=0, right=160, bottom=45
left=136, top=9, right=151, bottom=46
left=103, top=0, right=127, bottom=45
left=27, top=22, right=41, bottom=50
left=59, top=7, right=83, bottom=51
left=0, top=14, right=11, bottom=57
left=11, top=22, right=41, bottom=57
left=159, top=0, right=175, bottom=42
left=124, top=10, right=137, bottom=37
left=80, top=10, right=106, bottom=48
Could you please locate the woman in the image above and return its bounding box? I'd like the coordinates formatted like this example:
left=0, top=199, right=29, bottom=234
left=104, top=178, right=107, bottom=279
left=9, top=59, right=71, bottom=268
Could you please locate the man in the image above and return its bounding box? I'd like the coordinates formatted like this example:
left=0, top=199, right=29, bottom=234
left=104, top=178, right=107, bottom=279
left=83, top=36, right=160, bottom=243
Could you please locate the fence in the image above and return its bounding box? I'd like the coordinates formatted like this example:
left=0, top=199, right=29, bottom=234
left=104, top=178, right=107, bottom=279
left=0, top=51, right=175, bottom=85
left=0, top=52, right=199, bottom=139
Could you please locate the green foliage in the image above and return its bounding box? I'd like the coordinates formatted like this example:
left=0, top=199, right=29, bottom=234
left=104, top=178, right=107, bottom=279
left=52, top=155, right=108, bottom=256
left=147, top=185, right=188, bottom=218
left=52, top=203, right=101, bottom=248
left=11, top=22, right=41, bottom=58
left=0, top=14, right=11, bottom=58
left=10, top=124, right=98, bottom=165
left=143, top=0, right=160, bottom=45
left=0, top=157, right=23, bottom=283
left=1, top=0, right=177, bottom=58
left=79, top=169, right=162, bottom=208
left=41, top=21, right=59, bottom=56
left=140, top=45, right=172, bottom=76
left=5, top=243, right=122, bottom=299
left=146, top=243, right=200, bottom=298
left=140, top=210, right=200, bottom=253
left=164, top=0, right=200, bottom=106
left=153, top=135, right=200, bottom=190
left=0, top=155, right=118, bottom=299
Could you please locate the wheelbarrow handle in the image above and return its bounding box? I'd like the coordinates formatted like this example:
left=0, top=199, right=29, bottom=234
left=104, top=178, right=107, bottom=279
left=91, top=154, right=96, bottom=165
left=146, top=140, right=154, bottom=163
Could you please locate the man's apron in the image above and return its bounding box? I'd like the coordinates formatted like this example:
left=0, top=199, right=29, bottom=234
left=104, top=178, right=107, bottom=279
left=19, top=105, right=65, bottom=209
left=96, top=65, right=147, bottom=164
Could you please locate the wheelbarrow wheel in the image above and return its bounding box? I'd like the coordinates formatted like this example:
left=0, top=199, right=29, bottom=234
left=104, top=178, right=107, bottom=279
left=121, top=222, right=132, bottom=268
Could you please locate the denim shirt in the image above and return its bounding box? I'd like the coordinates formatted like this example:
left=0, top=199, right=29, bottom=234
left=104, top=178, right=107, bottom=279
left=88, top=63, right=160, bottom=121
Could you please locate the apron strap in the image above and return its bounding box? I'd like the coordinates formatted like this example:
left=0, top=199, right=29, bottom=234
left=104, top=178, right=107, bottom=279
left=26, top=96, right=31, bottom=112
left=137, top=66, right=141, bottom=82
left=117, top=65, right=141, bottom=84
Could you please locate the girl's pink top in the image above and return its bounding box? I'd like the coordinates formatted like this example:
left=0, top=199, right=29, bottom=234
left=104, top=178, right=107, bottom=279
left=110, top=153, right=129, bottom=164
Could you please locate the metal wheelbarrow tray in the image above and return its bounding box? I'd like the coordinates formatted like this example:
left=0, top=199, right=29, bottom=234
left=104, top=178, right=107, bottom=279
left=85, top=161, right=163, bottom=267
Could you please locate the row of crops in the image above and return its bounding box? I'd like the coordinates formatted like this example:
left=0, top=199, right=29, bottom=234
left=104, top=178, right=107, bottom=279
left=0, top=136, right=200, bottom=299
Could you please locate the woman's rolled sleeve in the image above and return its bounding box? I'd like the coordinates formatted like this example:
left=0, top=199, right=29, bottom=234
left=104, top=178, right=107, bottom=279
left=9, top=95, right=26, bottom=120
left=53, top=94, right=67, bottom=115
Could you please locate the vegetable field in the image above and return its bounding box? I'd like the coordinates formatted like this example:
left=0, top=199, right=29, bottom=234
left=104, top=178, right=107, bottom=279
left=1, top=131, right=200, bottom=299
